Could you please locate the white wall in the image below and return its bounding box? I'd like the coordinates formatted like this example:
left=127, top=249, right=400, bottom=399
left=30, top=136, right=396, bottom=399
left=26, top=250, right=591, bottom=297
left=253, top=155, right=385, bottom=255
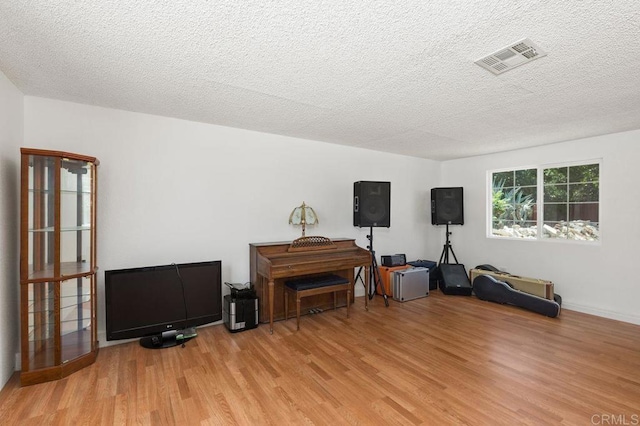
left=23, top=96, right=442, bottom=345
left=0, top=71, right=23, bottom=387
left=6, top=91, right=640, bottom=383
left=441, top=131, right=640, bottom=324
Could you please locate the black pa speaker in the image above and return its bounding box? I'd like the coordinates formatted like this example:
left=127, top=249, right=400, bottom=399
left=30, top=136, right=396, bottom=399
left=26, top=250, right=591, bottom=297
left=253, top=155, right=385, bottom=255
left=354, top=181, right=390, bottom=227
left=431, top=187, right=464, bottom=225
left=439, top=263, right=472, bottom=296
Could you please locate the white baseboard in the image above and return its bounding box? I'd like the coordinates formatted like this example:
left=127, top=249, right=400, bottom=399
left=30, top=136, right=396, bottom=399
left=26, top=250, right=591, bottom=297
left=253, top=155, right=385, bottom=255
left=562, top=302, right=640, bottom=325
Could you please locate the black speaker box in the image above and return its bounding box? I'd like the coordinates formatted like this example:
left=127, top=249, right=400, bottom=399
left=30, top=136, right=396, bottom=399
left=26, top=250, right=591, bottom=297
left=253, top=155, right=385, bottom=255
left=439, top=263, right=472, bottom=296
left=431, top=187, right=464, bottom=225
left=354, top=181, right=391, bottom=227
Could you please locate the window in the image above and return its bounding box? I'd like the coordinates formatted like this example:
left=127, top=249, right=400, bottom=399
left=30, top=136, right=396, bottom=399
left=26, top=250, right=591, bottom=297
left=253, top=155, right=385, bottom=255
left=492, top=168, right=537, bottom=238
left=490, top=161, right=600, bottom=241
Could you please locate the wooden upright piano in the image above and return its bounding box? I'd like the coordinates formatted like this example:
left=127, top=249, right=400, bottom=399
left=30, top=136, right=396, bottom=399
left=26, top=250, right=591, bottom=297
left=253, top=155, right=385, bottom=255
left=249, top=238, right=371, bottom=333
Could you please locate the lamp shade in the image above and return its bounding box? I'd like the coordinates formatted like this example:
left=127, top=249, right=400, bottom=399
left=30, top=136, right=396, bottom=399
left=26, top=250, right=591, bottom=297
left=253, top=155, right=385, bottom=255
left=289, top=202, right=318, bottom=237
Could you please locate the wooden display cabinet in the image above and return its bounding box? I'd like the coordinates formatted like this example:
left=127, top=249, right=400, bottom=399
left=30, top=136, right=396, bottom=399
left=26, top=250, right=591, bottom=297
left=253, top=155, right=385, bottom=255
left=19, top=148, right=99, bottom=386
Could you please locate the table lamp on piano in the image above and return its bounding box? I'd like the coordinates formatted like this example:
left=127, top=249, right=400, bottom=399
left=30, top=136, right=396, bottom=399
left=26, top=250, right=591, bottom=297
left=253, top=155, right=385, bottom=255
left=288, top=201, right=318, bottom=238
left=288, top=202, right=335, bottom=251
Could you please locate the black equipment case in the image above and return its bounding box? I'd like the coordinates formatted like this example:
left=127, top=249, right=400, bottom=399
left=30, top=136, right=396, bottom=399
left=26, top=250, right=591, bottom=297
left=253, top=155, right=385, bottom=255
left=473, top=274, right=560, bottom=318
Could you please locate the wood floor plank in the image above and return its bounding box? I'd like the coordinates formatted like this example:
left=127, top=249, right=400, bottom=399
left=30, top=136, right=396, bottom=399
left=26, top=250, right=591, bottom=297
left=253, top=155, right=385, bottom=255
left=3, top=292, right=640, bottom=424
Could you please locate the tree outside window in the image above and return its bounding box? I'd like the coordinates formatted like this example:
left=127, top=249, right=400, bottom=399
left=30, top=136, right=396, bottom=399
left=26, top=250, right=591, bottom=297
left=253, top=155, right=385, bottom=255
left=491, top=162, right=599, bottom=241
left=492, top=168, right=537, bottom=238
left=543, top=164, right=599, bottom=240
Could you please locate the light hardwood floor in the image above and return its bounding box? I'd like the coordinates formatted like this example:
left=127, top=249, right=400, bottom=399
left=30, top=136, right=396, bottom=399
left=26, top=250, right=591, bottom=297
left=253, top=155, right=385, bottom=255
left=1, top=292, right=639, bottom=425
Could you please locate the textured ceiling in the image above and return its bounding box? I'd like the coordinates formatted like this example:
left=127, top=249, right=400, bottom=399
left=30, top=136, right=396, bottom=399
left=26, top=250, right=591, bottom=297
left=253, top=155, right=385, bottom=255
left=1, top=1, right=640, bottom=160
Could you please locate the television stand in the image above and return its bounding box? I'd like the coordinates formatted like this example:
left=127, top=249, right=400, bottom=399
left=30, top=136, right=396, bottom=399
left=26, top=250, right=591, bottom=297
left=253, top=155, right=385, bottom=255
left=139, top=328, right=198, bottom=349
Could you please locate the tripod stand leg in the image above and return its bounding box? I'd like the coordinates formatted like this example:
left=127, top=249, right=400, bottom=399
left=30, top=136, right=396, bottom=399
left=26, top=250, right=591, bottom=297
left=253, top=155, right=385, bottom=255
left=355, top=266, right=364, bottom=290
left=364, top=265, right=369, bottom=311
left=363, top=229, right=388, bottom=307
left=355, top=265, right=369, bottom=311
left=448, top=245, right=459, bottom=264
left=439, top=244, right=448, bottom=265
left=368, top=265, right=375, bottom=299
left=370, top=254, right=389, bottom=307
left=438, top=223, right=458, bottom=265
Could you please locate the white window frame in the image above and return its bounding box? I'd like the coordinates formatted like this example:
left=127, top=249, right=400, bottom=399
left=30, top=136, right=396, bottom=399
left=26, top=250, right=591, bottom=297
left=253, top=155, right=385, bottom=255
left=487, top=159, right=601, bottom=243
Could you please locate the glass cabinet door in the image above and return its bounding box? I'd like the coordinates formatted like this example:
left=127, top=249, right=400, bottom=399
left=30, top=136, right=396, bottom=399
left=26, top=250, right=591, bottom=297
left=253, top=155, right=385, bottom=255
left=60, top=276, right=94, bottom=363
left=60, top=158, right=94, bottom=277
left=24, top=281, right=57, bottom=370
left=26, top=155, right=56, bottom=280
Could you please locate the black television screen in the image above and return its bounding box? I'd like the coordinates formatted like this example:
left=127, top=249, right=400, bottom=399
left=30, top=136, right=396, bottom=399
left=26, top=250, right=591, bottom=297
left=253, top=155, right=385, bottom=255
left=105, top=260, right=222, bottom=345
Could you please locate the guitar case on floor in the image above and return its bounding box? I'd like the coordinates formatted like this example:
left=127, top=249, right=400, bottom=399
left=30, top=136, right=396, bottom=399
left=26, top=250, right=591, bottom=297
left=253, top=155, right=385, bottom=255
left=473, top=274, right=561, bottom=318
left=474, top=264, right=562, bottom=305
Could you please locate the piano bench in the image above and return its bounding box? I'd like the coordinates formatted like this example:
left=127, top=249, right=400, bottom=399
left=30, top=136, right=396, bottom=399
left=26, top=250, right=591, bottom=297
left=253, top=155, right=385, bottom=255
left=284, top=274, right=351, bottom=331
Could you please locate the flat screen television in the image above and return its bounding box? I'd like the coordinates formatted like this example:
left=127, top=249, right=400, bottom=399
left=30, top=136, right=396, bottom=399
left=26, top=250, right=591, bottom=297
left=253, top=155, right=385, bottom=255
left=105, top=260, right=222, bottom=348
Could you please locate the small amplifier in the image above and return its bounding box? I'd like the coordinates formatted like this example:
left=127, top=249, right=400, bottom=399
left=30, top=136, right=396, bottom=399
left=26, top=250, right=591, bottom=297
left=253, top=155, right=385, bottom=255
left=381, top=254, right=406, bottom=267
left=223, top=282, right=259, bottom=333
left=223, top=295, right=258, bottom=333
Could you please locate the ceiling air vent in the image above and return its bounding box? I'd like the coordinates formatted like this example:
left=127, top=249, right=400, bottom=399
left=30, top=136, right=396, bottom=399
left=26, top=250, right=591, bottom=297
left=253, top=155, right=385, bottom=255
left=475, top=38, right=547, bottom=75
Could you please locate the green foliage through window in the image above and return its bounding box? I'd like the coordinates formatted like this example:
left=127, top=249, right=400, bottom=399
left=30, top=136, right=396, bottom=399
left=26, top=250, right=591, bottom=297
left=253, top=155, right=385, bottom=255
left=491, top=162, right=600, bottom=241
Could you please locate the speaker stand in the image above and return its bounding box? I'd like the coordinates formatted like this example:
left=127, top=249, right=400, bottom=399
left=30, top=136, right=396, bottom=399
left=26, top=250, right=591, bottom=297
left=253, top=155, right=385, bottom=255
left=355, top=227, right=389, bottom=307
left=438, top=223, right=459, bottom=265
